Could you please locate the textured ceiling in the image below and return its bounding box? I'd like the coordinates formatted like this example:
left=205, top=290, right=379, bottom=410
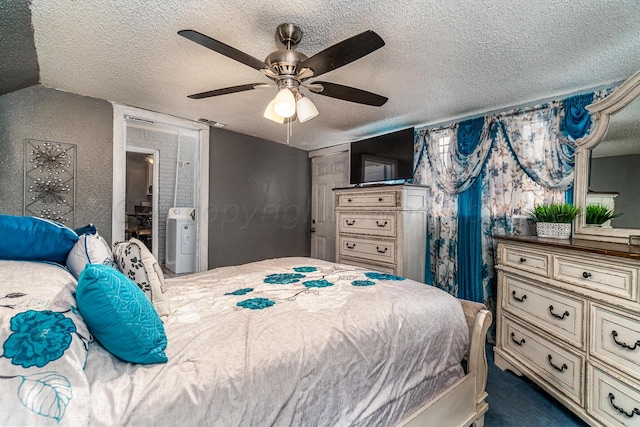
left=27, top=0, right=640, bottom=150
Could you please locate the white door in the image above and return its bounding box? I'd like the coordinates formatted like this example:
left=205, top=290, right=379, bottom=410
left=311, top=151, right=349, bottom=261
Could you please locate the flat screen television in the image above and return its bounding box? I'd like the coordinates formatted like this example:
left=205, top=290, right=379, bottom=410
left=350, top=127, right=415, bottom=185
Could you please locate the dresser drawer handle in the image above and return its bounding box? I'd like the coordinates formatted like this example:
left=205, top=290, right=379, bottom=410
left=378, top=197, right=383, bottom=202
left=612, top=330, right=640, bottom=351
left=345, top=220, right=356, bottom=226
left=510, top=332, right=525, bottom=346
left=548, top=305, right=570, bottom=320
left=376, top=246, right=388, bottom=254
left=547, top=355, right=568, bottom=373
left=582, top=271, right=592, bottom=279
left=376, top=220, right=388, bottom=227
left=347, top=198, right=352, bottom=202
left=511, top=290, right=527, bottom=303
left=519, top=257, right=526, bottom=263
left=608, top=393, right=640, bottom=418
left=346, top=243, right=356, bottom=249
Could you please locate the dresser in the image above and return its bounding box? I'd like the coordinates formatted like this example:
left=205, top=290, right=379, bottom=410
left=333, top=184, right=428, bottom=282
left=494, top=235, right=640, bottom=426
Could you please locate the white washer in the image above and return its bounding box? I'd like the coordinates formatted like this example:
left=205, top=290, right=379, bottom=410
left=165, top=207, right=196, bottom=274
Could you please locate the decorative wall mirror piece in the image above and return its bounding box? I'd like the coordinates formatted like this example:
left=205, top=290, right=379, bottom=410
left=574, top=69, right=640, bottom=243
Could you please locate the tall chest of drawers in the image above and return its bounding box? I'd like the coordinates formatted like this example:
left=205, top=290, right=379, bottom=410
left=333, top=184, right=428, bottom=282
left=494, top=236, right=640, bottom=427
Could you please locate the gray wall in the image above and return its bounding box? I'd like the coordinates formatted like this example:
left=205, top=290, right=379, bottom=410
left=0, top=85, right=114, bottom=243
left=590, top=154, right=640, bottom=229
left=209, top=128, right=311, bottom=268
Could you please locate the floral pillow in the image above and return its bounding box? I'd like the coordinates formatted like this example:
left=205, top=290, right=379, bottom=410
left=112, top=238, right=169, bottom=319
left=0, top=260, right=91, bottom=425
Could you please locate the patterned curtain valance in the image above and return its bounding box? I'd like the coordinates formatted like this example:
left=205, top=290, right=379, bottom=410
left=415, top=93, right=600, bottom=194
left=494, top=102, right=575, bottom=190
left=417, top=118, right=493, bottom=194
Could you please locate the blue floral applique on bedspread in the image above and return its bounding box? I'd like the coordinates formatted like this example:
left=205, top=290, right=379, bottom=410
left=264, top=273, right=306, bottom=284
left=293, top=266, right=317, bottom=273
left=3, top=310, right=76, bottom=368
left=302, top=279, right=334, bottom=288
left=351, top=280, right=376, bottom=287
left=0, top=303, right=87, bottom=423
left=365, top=272, right=406, bottom=281
left=237, top=298, right=275, bottom=310
left=225, top=288, right=254, bottom=296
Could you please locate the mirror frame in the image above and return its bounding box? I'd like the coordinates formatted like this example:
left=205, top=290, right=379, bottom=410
left=574, top=69, right=640, bottom=243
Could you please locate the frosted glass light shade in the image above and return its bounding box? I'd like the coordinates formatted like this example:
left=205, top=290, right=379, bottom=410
left=296, top=96, right=319, bottom=123
left=273, top=88, right=296, bottom=118
left=263, top=99, right=285, bottom=123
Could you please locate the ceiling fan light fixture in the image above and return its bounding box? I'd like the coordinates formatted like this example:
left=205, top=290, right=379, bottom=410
left=273, top=88, right=296, bottom=118
left=296, top=95, right=319, bottom=123
left=263, top=99, right=285, bottom=123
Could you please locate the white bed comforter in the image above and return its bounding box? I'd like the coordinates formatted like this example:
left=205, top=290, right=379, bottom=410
left=85, top=257, right=468, bottom=426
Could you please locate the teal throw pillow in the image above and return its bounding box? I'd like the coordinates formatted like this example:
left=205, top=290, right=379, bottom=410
left=0, top=214, right=79, bottom=264
left=76, top=264, right=168, bottom=364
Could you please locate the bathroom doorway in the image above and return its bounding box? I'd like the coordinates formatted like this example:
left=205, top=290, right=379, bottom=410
left=112, top=104, right=210, bottom=272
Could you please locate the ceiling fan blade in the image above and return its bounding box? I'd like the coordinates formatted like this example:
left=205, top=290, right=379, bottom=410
left=187, top=83, right=265, bottom=99
left=179, top=29, right=274, bottom=73
left=299, top=30, right=384, bottom=78
left=310, top=82, right=388, bottom=106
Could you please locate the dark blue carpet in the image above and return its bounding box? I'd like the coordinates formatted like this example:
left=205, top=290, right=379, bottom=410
left=485, top=345, right=588, bottom=426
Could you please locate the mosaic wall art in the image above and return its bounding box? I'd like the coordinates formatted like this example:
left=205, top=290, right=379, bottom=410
left=24, top=139, right=76, bottom=225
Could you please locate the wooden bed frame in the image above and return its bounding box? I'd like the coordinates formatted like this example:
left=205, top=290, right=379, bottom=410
left=397, top=299, right=493, bottom=427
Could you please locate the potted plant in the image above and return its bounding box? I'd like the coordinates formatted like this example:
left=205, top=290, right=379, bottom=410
left=526, top=203, right=581, bottom=239
left=585, top=204, right=621, bottom=227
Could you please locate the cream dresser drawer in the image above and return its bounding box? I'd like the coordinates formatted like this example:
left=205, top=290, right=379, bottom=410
left=336, top=191, right=397, bottom=208
left=503, top=273, right=585, bottom=348
left=338, top=258, right=396, bottom=274
left=588, top=364, right=640, bottom=427
left=503, top=318, right=584, bottom=404
left=591, top=304, right=640, bottom=379
left=495, top=236, right=640, bottom=426
left=339, top=212, right=396, bottom=237
left=501, top=245, right=550, bottom=277
left=339, top=236, right=395, bottom=264
left=554, top=255, right=637, bottom=301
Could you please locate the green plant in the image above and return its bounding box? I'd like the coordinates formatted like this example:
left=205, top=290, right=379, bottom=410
left=585, top=204, right=621, bottom=225
left=526, top=203, right=581, bottom=223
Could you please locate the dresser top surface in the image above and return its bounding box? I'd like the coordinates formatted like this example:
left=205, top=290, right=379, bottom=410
left=495, top=235, right=640, bottom=261
left=333, top=183, right=427, bottom=192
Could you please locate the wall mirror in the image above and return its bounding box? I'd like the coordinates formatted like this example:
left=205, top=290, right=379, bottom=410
left=574, top=69, right=640, bottom=243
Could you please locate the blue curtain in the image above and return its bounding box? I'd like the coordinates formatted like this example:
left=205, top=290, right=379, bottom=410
left=562, top=93, right=595, bottom=140
left=413, top=89, right=607, bottom=307
left=562, top=93, right=594, bottom=205
left=456, top=117, right=485, bottom=302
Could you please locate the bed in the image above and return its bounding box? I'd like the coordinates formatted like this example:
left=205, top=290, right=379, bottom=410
left=0, top=254, right=491, bottom=426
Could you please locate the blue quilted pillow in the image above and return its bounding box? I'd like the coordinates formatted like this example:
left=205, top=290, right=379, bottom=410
left=76, top=264, right=167, bottom=364
left=0, top=214, right=78, bottom=264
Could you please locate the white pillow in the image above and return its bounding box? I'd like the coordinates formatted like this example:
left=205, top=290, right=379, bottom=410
left=112, top=238, right=169, bottom=319
left=66, top=233, right=115, bottom=278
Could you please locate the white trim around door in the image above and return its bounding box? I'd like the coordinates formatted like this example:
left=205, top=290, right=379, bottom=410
left=112, top=104, right=210, bottom=272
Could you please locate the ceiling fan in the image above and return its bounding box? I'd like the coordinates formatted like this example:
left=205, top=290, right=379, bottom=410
left=178, top=23, right=388, bottom=124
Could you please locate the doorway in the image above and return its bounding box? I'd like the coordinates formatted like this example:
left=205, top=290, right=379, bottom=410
left=112, top=104, right=210, bottom=272
left=125, top=149, right=159, bottom=256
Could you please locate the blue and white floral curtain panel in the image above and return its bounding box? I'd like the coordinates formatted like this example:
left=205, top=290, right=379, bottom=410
left=413, top=91, right=605, bottom=317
